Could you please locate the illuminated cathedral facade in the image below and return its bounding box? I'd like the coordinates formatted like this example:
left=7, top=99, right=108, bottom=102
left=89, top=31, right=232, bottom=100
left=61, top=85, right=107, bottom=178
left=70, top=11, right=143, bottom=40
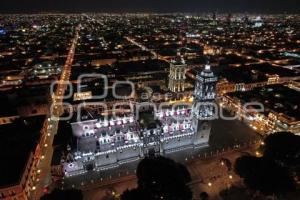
left=168, top=58, right=187, bottom=92
left=63, top=65, right=217, bottom=177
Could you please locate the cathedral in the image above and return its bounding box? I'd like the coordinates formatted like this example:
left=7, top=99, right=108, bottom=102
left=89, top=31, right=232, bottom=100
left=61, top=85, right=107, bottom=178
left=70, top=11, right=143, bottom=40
left=63, top=64, right=217, bottom=177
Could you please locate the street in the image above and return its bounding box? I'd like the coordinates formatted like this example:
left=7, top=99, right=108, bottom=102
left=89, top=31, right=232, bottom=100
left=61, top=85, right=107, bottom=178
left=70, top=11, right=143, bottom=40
left=32, top=25, right=80, bottom=199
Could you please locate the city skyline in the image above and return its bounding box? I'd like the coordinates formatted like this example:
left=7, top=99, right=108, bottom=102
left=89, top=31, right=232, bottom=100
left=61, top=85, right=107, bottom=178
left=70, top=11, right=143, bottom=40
left=1, top=0, right=300, bottom=13
left=0, top=3, right=300, bottom=199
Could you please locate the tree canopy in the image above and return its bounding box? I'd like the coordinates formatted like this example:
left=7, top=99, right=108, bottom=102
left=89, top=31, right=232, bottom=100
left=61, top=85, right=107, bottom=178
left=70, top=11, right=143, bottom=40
left=263, top=132, right=300, bottom=167
left=234, top=132, right=300, bottom=195
left=121, top=156, right=193, bottom=200
left=235, top=156, right=295, bottom=195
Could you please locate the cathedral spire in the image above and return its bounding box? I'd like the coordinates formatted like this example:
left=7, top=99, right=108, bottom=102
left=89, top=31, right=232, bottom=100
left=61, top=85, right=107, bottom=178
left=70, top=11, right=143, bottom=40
left=191, top=63, right=217, bottom=147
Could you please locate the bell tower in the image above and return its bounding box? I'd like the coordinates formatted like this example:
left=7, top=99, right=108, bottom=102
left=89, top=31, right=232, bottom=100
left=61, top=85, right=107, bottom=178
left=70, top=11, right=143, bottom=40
left=168, top=52, right=187, bottom=93
left=192, top=64, right=217, bottom=147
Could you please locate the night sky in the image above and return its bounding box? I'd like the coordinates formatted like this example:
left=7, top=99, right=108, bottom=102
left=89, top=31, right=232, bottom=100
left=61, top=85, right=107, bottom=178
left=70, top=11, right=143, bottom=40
left=1, top=0, right=300, bottom=13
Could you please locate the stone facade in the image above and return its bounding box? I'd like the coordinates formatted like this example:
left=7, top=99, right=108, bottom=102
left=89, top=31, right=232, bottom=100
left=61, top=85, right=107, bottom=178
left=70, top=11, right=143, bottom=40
left=168, top=59, right=187, bottom=92
left=63, top=65, right=217, bottom=177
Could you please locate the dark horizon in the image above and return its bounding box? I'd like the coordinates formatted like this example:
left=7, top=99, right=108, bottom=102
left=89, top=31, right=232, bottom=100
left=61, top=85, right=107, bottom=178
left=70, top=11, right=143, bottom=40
left=1, top=0, right=300, bottom=14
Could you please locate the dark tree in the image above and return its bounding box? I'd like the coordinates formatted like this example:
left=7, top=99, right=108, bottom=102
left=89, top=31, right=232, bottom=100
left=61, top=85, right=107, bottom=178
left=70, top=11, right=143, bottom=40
left=121, top=188, right=147, bottom=200
left=199, top=191, right=209, bottom=200
left=235, top=156, right=295, bottom=195
left=234, top=156, right=259, bottom=178
left=263, top=132, right=300, bottom=167
left=41, top=189, right=83, bottom=200
left=121, top=156, right=193, bottom=200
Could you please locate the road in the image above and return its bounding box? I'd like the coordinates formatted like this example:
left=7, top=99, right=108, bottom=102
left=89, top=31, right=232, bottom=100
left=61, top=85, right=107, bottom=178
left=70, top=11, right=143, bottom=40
left=125, top=36, right=158, bottom=58
left=31, top=25, right=80, bottom=199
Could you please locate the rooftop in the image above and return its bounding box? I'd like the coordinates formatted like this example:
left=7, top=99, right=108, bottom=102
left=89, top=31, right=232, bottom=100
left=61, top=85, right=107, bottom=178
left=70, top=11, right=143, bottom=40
left=219, top=63, right=299, bottom=84
left=0, top=116, right=44, bottom=188
left=228, top=84, right=300, bottom=121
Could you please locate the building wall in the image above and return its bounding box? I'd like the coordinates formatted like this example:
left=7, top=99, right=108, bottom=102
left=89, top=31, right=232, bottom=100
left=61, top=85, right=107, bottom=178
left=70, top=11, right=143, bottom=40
left=162, top=135, right=193, bottom=151
left=168, top=63, right=187, bottom=93
left=0, top=116, right=19, bottom=125
left=116, top=147, right=141, bottom=161
left=64, top=162, right=85, bottom=177
left=71, top=120, right=98, bottom=137
left=0, top=185, right=25, bottom=200
left=65, top=130, right=212, bottom=176
left=193, top=120, right=211, bottom=146
left=95, top=153, right=118, bottom=167
left=0, top=153, right=35, bottom=200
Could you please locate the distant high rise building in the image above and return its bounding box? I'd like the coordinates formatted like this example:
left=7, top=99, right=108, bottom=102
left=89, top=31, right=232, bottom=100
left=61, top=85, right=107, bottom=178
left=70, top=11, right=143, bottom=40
left=211, top=12, right=218, bottom=25
left=168, top=57, right=187, bottom=93
left=212, top=12, right=217, bottom=21
left=227, top=13, right=232, bottom=25
left=243, top=15, right=250, bottom=25
left=252, top=16, right=264, bottom=28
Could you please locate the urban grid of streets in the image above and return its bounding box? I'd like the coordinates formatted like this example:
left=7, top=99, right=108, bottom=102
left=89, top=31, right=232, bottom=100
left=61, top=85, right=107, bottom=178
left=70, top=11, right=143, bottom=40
left=32, top=25, right=80, bottom=199
left=6, top=13, right=296, bottom=199
left=36, top=16, right=264, bottom=199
